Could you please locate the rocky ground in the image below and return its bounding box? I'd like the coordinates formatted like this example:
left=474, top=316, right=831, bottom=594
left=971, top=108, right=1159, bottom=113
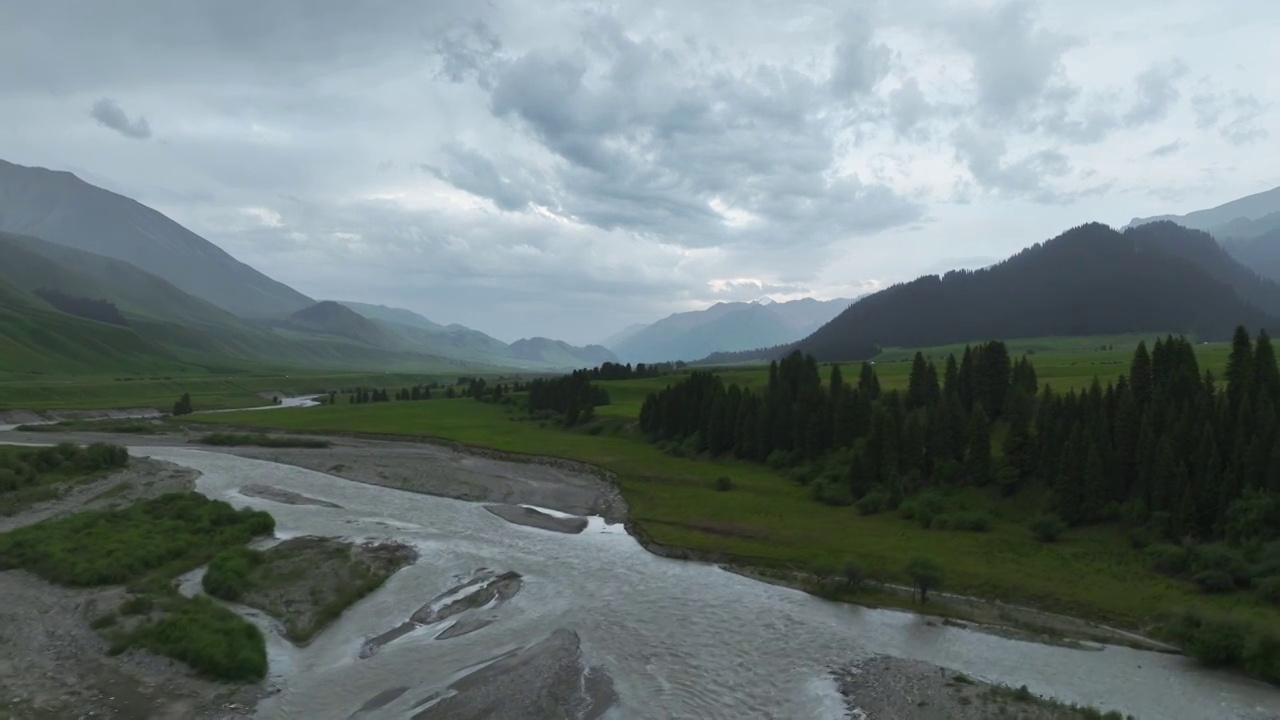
left=236, top=536, right=418, bottom=644
left=408, top=629, right=618, bottom=720
left=0, top=426, right=627, bottom=522
left=836, top=655, right=1125, bottom=720
left=484, top=503, right=588, bottom=533
left=0, top=458, right=260, bottom=720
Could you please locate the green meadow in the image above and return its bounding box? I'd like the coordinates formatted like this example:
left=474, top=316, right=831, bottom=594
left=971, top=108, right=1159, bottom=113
left=185, top=335, right=1276, bottom=638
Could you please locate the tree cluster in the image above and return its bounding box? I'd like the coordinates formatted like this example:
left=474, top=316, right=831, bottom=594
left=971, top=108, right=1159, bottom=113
left=347, top=387, right=391, bottom=403
left=639, top=330, right=1280, bottom=548
left=33, top=287, right=129, bottom=327
left=172, top=392, right=193, bottom=416
left=526, top=371, right=610, bottom=426
left=579, top=361, right=674, bottom=381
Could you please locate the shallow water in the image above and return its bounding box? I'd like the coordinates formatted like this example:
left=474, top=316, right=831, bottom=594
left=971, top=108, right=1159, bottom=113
left=137, top=447, right=1280, bottom=720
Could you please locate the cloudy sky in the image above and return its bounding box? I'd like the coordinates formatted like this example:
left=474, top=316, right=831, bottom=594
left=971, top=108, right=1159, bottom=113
left=1, top=0, right=1276, bottom=344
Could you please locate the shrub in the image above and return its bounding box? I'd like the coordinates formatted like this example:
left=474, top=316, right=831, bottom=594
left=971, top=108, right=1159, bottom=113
left=1190, top=544, right=1249, bottom=586
left=90, top=612, right=118, bottom=629
left=121, top=595, right=266, bottom=682
left=0, top=492, right=275, bottom=586
left=1029, top=514, right=1066, bottom=543
left=906, top=556, right=944, bottom=603
left=1166, top=610, right=1247, bottom=667
left=1244, top=634, right=1280, bottom=685
left=0, top=468, right=18, bottom=492
left=1255, top=576, right=1280, bottom=605
left=899, top=492, right=944, bottom=528
left=1192, top=569, right=1235, bottom=594
left=197, top=433, right=330, bottom=449
left=809, top=477, right=854, bottom=506
left=765, top=449, right=799, bottom=470
left=934, top=512, right=991, bottom=532
left=203, top=547, right=266, bottom=601
left=1147, top=544, right=1191, bottom=576
left=843, top=561, right=866, bottom=593
left=854, top=491, right=889, bottom=516
left=119, top=595, right=155, bottom=616
left=713, top=476, right=734, bottom=492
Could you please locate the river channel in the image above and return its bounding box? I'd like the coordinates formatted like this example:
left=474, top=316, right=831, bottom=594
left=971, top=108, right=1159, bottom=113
left=128, top=446, right=1280, bottom=720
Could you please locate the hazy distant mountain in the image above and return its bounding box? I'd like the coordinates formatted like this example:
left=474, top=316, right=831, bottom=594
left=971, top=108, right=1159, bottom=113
left=1127, top=186, right=1280, bottom=234
left=0, top=159, right=314, bottom=318
left=338, top=301, right=445, bottom=332
left=598, top=322, right=648, bottom=349
left=708, top=222, right=1279, bottom=363
left=1127, top=186, right=1280, bottom=283
left=508, top=337, right=617, bottom=367
left=282, top=301, right=394, bottom=347
left=609, top=297, right=853, bottom=363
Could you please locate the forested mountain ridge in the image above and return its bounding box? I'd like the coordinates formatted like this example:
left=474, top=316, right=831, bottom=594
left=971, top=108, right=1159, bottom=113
left=1126, top=185, right=1280, bottom=284
left=712, top=222, right=1278, bottom=363
left=0, top=160, right=315, bottom=318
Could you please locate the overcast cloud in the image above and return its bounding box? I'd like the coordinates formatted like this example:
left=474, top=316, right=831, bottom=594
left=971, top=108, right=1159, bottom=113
left=0, top=0, right=1276, bottom=344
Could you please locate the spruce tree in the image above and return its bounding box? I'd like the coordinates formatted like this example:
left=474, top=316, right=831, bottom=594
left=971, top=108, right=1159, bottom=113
left=1255, top=329, right=1280, bottom=406
left=1226, top=325, right=1255, bottom=414
left=1130, top=340, right=1153, bottom=406
left=965, top=406, right=992, bottom=485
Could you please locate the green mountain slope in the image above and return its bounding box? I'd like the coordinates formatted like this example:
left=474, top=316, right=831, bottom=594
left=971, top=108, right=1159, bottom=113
left=0, top=160, right=314, bottom=318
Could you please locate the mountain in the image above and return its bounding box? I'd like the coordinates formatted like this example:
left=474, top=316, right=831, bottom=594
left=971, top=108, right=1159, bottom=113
left=0, top=231, right=245, bottom=327
left=599, top=322, right=648, bottom=349
left=281, top=301, right=394, bottom=348
left=609, top=298, right=852, bottom=363
left=1127, top=186, right=1280, bottom=284
left=508, top=338, right=617, bottom=367
left=338, top=301, right=444, bottom=332
left=1127, top=186, right=1280, bottom=234
left=0, top=160, right=314, bottom=318
left=713, top=222, right=1277, bottom=363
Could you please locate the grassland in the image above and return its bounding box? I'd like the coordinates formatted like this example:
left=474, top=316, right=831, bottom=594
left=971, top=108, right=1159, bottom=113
left=186, top=347, right=1279, bottom=641
left=0, top=369, right=479, bottom=411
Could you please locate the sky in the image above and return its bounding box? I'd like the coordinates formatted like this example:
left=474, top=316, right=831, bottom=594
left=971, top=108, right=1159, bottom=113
left=0, top=0, right=1277, bottom=345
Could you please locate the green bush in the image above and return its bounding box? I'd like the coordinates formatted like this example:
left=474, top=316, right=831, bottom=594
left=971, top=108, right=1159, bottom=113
left=119, top=595, right=155, bottom=616
left=809, top=477, right=854, bottom=506
left=0, top=492, right=275, bottom=586
left=1146, top=544, right=1191, bottom=576
left=1166, top=609, right=1247, bottom=667
left=906, top=555, right=945, bottom=603
left=121, top=595, right=266, bottom=682
left=843, top=561, right=866, bottom=593
left=1190, top=544, right=1250, bottom=586
left=197, top=433, right=330, bottom=449
left=899, top=492, right=945, bottom=528
left=1244, top=634, right=1280, bottom=684
left=931, top=512, right=991, bottom=532
left=854, top=491, right=889, bottom=516
left=203, top=547, right=265, bottom=601
left=1029, top=514, right=1066, bottom=543
left=1192, top=569, right=1235, bottom=594
left=1256, top=576, right=1280, bottom=605
left=713, top=476, right=734, bottom=492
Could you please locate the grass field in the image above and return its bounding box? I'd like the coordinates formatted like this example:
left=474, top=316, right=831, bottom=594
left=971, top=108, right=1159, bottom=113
left=0, top=370, right=486, bottom=411
left=187, top=381, right=1277, bottom=637
left=599, top=334, right=1231, bottom=418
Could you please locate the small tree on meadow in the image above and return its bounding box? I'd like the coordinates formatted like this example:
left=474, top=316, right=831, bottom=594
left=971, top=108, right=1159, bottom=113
left=906, top=556, right=944, bottom=603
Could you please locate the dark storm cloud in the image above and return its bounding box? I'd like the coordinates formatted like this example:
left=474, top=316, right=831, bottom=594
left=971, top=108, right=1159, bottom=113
left=0, top=0, right=1274, bottom=342
left=88, top=98, right=151, bottom=139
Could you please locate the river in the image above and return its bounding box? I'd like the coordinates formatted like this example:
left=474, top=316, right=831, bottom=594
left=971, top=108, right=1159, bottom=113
left=129, top=447, right=1280, bottom=720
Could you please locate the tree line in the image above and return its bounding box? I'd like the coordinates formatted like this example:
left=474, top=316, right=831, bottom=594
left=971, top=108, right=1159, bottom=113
left=580, top=361, right=677, bottom=381
left=526, top=371, right=610, bottom=426
left=639, top=331, right=1280, bottom=548
left=34, top=288, right=129, bottom=327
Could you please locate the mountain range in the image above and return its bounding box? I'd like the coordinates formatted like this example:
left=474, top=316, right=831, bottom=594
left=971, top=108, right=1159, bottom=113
left=708, top=220, right=1280, bottom=363
left=0, top=161, right=613, bottom=374
left=1128, top=185, right=1280, bottom=284
left=605, top=297, right=853, bottom=363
